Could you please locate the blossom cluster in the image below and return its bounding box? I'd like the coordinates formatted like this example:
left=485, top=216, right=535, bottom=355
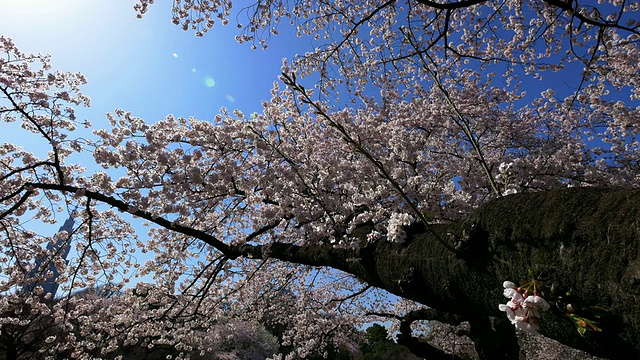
left=4, top=0, right=640, bottom=353
left=499, top=281, right=550, bottom=334
left=387, top=213, right=414, bottom=243
left=496, top=162, right=518, bottom=196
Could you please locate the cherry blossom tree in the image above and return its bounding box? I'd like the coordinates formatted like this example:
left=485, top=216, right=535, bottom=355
left=1, top=0, right=640, bottom=358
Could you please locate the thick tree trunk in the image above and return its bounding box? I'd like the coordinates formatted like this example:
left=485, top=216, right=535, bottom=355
left=238, top=188, right=640, bottom=358
left=33, top=183, right=639, bottom=358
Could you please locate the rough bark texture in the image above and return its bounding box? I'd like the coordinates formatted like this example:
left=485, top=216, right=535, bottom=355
left=33, top=183, right=638, bottom=358
left=241, top=188, right=640, bottom=358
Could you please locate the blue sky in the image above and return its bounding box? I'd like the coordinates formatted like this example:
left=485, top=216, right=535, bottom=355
left=0, top=0, right=305, bottom=124
left=2, top=1, right=626, bottom=141
left=0, top=0, right=313, bottom=289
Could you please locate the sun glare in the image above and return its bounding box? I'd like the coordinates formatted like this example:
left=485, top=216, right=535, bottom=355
left=0, top=0, right=134, bottom=43
left=1, top=0, right=81, bottom=24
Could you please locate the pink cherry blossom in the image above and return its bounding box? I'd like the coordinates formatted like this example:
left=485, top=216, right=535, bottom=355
left=500, top=281, right=550, bottom=335
left=524, top=295, right=551, bottom=318
left=2, top=0, right=640, bottom=355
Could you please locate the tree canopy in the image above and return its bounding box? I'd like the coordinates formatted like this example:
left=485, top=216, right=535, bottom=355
left=1, top=0, right=639, bottom=358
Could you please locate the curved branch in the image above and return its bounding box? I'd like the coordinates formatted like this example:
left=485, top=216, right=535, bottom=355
left=543, top=0, right=640, bottom=34
left=398, top=309, right=468, bottom=360
left=413, top=0, right=488, bottom=10
left=411, top=0, right=639, bottom=35
left=366, top=309, right=469, bottom=359
left=400, top=28, right=502, bottom=197
left=24, top=180, right=640, bottom=357
left=0, top=86, right=67, bottom=185
left=0, top=187, right=33, bottom=220
left=324, top=0, right=396, bottom=62
left=26, top=182, right=234, bottom=256
left=280, top=73, right=461, bottom=255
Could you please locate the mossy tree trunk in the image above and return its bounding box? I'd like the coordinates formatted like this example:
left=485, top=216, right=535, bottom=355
left=236, top=188, right=640, bottom=359
left=33, top=182, right=639, bottom=359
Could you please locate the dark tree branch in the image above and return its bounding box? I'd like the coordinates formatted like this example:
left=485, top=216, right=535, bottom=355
left=366, top=309, right=469, bottom=359
left=411, top=0, right=639, bottom=35
left=413, top=0, right=488, bottom=10
left=466, top=315, right=520, bottom=359
left=543, top=0, right=640, bottom=34
left=396, top=309, right=470, bottom=359
left=26, top=182, right=234, bottom=256
left=26, top=180, right=640, bottom=358
left=0, top=187, right=33, bottom=221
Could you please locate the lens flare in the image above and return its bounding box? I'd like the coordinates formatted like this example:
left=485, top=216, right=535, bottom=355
left=203, top=76, right=215, bottom=87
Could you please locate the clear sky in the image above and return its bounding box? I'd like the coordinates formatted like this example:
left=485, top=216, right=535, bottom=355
left=0, top=0, right=313, bottom=288
left=2, top=0, right=633, bottom=271
left=0, top=0, right=306, bottom=124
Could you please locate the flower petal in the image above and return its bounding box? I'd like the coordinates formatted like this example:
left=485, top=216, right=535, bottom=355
left=525, top=295, right=550, bottom=311
left=514, top=320, right=539, bottom=334
left=499, top=304, right=517, bottom=322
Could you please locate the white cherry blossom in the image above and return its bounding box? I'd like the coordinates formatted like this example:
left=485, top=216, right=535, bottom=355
left=500, top=281, right=550, bottom=335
